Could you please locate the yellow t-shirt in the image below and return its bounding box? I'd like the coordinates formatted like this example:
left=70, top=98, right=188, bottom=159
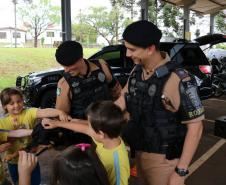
left=94, top=138, right=130, bottom=185
left=0, top=108, right=37, bottom=164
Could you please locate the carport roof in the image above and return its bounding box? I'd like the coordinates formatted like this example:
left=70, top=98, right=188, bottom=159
left=162, top=0, right=226, bottom=14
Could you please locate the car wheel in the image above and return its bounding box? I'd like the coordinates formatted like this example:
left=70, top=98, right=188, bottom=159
left=40, top=89, right=56, bottom=108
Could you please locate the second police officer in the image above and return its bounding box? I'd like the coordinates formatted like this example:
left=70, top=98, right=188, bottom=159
left=115, top=20, right=204, bottom=185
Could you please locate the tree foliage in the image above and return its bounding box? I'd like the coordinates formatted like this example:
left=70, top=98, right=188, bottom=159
left=72, top=11, right=97, bottom=44
left=18, top=0, right=60, bottom=47
left=76, top=6, right=127, bottom=45
left=215, top=11, right=226, bottom=34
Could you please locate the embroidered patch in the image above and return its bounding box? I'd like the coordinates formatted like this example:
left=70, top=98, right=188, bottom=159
left=98, top=72, right=105, bottom=82
left=56, top=88, right=61, bottom=96
left=148, top=84, right=157, bottom=97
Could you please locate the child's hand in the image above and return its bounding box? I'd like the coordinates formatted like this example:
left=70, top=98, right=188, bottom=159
left=58, top=111, right=71, bottom=122
left=18, top=151, right=37, bottom=177
left=42, top=118, right=57, bottom=129
left=0, top=142, right=11, bottom=153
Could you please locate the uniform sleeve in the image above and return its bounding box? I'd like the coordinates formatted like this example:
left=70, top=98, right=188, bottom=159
left=177, top=74, right=205, bottom=122
left=163, top=72, right=204, bottom=123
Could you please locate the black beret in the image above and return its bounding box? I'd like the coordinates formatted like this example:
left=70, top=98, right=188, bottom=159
left=122, top=20, right=162, bottom=48
left=55, top=41, right=83, bottom=66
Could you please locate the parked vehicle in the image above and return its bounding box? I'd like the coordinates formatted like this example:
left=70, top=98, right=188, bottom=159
left=196, top=34, right=226, bottom=97
left=17, top=35, right=218, bottom=108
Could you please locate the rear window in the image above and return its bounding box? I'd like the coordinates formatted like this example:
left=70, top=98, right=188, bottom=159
left=180, top=47, right=209, bottom=65
left=93, top=50, right=123, bottom=67
left=160, top=43, right=209, bottom=66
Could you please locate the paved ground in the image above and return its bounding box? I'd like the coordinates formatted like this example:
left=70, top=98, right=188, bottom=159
left=1, top=96, right=226, bottom=185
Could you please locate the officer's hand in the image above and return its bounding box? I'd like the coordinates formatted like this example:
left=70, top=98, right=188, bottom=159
left=0, top=142, right=11, bottom=153
left=58, top=111, right=71, bottom=122
left=168, top=171, right=185, bottom=185
left=161, top=95, right=177, bottom=112
left=42, top=118, right=56, bottom=129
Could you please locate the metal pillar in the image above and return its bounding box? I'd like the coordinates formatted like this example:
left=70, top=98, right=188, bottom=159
left=183, top=6, right=190, bottom=40
left=183, top=0, right=196, bottom=40
left=210, top=13, right=217, bottom=34
left=141, top=0, right=148, bottom=20
left=12, top=0, right=18, bottom=48
left=61, top=0, right=72, bottom=41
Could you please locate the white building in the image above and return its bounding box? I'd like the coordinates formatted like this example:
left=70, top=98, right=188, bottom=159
left=0, top=27, right=26, bottom=45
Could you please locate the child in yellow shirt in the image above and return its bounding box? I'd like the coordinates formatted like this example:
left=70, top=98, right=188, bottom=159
left=0, top=87, right=69, bottom=185
left=43, top=101, right=130, bottom=185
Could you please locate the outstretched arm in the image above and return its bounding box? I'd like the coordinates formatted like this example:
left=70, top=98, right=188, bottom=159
left=42, top=118, right=91, bottom=136
left=8, top=129, right=33, bottom=138
left=36, top=108, right=70, bottom=122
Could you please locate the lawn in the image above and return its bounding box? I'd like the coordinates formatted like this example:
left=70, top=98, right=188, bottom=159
left=0, top=47, right=100, bottom=90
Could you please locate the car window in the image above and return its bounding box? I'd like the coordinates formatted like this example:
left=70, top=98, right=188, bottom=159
left=94, top=50, right=122, bottom=67
left=181, top=47, right=208, bottom=65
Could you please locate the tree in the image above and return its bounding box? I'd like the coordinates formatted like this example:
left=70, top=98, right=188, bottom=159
left=72, top=11, right=97, bottom=44
left=83, top=6, right=125, bottom=45
left=18, top=0, right=60, bottom=47
left=147, top=0, right=183, bottom=38
left=215, top=11, right=226, bottom=34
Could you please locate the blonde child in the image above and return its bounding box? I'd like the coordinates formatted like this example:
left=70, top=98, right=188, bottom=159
left=0, top=87, right=69, bottom=185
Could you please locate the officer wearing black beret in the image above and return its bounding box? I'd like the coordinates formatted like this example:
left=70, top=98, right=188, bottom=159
left=115, top=20, right=204, bottom=185
left=55, top=41, right=121, bottom=143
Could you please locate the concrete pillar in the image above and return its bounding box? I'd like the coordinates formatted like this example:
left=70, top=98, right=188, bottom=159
left=210, top=13, right=217, bottom=34
left=61, top=0, right=72, bottom=41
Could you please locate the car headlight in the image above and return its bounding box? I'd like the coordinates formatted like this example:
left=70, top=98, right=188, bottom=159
left=28, top=77, right=42, bottom=86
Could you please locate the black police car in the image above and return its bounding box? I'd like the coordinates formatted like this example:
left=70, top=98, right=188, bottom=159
left=17, top=34, right=224, bottom=108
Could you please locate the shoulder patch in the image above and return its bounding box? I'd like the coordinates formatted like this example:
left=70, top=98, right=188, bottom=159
left=56, top=87, right=61, bottom=96
left=174, top=69, right=189, bottom=80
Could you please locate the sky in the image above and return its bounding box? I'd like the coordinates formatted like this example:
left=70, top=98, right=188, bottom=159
left=0, top=0, right=111, bottom=27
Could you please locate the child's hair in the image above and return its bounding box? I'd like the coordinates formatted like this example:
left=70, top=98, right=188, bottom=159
left=51, top=145, right=110, bottom=185
left=86, top=100, right=126, bottom=139
left=0, top=87, right=23, bottom=113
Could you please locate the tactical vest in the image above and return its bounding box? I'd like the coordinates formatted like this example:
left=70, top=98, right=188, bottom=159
left=63, top=59, right=110, bottom=119
left=124, top=64, right=187, bottom=160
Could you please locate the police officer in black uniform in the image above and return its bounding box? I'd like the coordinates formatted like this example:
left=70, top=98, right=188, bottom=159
left=55, top=41, right=121, bottom=143
left=115, top=20, right=204, bottom=185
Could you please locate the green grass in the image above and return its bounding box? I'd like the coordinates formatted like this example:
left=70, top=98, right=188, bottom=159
left=0, top=47, right=100, bottom=90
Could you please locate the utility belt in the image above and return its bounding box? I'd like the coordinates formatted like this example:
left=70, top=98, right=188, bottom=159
left=122, top=121, right=186, bottom=160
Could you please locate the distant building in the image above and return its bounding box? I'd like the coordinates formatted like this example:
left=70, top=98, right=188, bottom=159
left=25, top=24, right=62, bottom=47
left=0, top=27, right=26, bottom=45
left=0, top=25, right=62, bottom=47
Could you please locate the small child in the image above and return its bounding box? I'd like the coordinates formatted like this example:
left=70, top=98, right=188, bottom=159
left=0, top=87, right=70, bottom=185
left=51, top=144, right=110, bottom=185
left=43, top=100, right=130, bottom=185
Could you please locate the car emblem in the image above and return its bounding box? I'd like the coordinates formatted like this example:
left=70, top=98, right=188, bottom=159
left=148, top=84, right=157, bottom=97
left=98, top=72, right=105, bottom=82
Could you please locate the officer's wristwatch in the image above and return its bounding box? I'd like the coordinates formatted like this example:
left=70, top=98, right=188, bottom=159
left=175, top=167, right=189, bottom=177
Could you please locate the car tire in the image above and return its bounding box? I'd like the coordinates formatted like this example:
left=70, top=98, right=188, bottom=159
left=40, top=89, right=56, bottom=108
